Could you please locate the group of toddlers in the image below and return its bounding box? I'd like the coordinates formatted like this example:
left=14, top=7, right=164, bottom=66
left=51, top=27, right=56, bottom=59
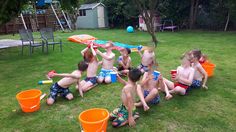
left=45, top=41, right=208, bottom=127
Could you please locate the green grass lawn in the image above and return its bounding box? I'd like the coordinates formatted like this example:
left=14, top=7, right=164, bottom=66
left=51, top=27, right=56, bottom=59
left=0, top=29, right=235, bottom=132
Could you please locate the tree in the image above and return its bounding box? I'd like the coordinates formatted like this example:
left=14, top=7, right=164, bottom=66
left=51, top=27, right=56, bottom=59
left=223, top=0, right=236, bottom=31
left=0, top=0, right=28, bottom=26
left=132, top=0, right=159, bottom=47
left=189, top=0, right=199, bottom=29
left=60, top=0, right=80, bottom=29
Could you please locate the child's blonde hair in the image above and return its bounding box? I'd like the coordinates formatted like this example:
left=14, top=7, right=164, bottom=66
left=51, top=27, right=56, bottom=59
left=181, top=51, right=193, bottom=61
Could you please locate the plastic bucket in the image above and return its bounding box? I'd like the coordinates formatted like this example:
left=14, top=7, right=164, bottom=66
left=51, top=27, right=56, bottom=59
left=201, top=62, right=216, bottom=77
left=16, top=89, right=42, bottom=113
left=110, top=72, right=117, bottom=83
left=78, top=108, right=109, bottom=132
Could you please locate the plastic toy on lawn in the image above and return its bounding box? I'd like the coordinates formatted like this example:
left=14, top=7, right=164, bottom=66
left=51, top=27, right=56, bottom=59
left=78, top=108, right=109, bottom=132
left=68, top=34, right=149, bottom=52
left=127, top=26, right=134, bottom=33
left=16, top=89, right=47, bottom=113
left=201, top=61, right=216, bottom=77
left=38, top=80, right=53, bottom=85
left=16, top=89, right=42, bottom=113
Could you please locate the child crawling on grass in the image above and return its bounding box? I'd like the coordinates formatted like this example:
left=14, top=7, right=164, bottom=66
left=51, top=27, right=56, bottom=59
left=46, top=61, right=88, bottom=105
left=110, top=68, right=146, bottom=127
left=77, top=43, right=101, bottom=97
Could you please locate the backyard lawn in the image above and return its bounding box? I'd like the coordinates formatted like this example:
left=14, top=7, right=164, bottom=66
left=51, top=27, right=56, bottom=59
left=0, top=29, right=235, bottom=131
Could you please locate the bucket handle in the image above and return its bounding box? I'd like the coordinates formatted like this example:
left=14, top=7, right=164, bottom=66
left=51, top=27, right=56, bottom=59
left=96, top=120, right=106, bottom=132
left=80, top=120, right=106, bottom=132
left=19, top=102, right=40, bottom=109
left=18, top=93, right=46, bottom=110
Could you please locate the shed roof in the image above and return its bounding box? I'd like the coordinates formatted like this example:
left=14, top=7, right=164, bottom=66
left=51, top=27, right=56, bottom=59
left=79, top=3, right=105, bottom=10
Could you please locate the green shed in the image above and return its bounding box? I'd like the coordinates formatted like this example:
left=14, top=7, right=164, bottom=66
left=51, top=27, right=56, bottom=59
left=76, top=3, right=109, bottom=29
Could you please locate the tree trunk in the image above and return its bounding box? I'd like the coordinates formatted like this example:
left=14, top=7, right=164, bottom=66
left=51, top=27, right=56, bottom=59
left=189, top=0, right=195, bottom=29
left=132, top=0, right=158, bottom=47
left=193, top=0, right=199, bottom=27
left=224, top=11, right=230, bottom=31
left=189, top=0, right=198, bottom=29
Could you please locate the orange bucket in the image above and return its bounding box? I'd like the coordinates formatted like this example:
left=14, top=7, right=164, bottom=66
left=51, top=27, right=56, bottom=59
left=16, top=89, right=42, bottom=113
left=201, top=62, right=216, bottom=77
left=78, top=108, right=109, bottom=132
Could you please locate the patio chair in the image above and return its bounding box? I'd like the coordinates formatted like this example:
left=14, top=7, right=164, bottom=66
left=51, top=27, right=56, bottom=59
left=19, top=29, right=44, bottom=55
left=39, top=28, right=62, bottom=53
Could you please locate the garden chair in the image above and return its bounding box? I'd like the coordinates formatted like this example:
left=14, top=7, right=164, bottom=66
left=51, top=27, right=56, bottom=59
left=19, top=29, right=44, bottom=55
left=39, top=28, right=62, bottom=53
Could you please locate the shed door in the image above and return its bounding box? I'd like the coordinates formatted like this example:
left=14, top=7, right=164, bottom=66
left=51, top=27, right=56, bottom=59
left=97, top=6, right=105, bottom=28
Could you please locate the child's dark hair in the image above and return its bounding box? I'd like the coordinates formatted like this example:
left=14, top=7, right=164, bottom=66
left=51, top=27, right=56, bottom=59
left=128, top=68, right=142, bottom=82
left=83, top=50, right=94, bottom=62
left=125, top=48, right=131, bottom=54
left=78, top=61, right=88, bottom=71
left=192, top=49, right=202, bottom=60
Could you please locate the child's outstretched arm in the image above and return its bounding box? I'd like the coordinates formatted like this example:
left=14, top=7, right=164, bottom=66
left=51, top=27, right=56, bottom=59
left=81, top=47, right=89, bottom=56
left=51, top=73, right=81, bottom=79
left=117, top=73, right=127, bottom=85
left=96, top=49, right=114, bottom=60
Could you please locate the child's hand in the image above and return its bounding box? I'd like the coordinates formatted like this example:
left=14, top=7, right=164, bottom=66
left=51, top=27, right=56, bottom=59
left=172, top=74, right=179, bottom=81
left=165, top=94, right=173, bottom=100
left=128, top=116, right=136, bottom=127
left=143, top=104, right=150, bottom=111
left=202, top=85, right=208, bottom=90
left=49, top=73, right=56, bottom=78
left=158, top=74, right=163, bottom=81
